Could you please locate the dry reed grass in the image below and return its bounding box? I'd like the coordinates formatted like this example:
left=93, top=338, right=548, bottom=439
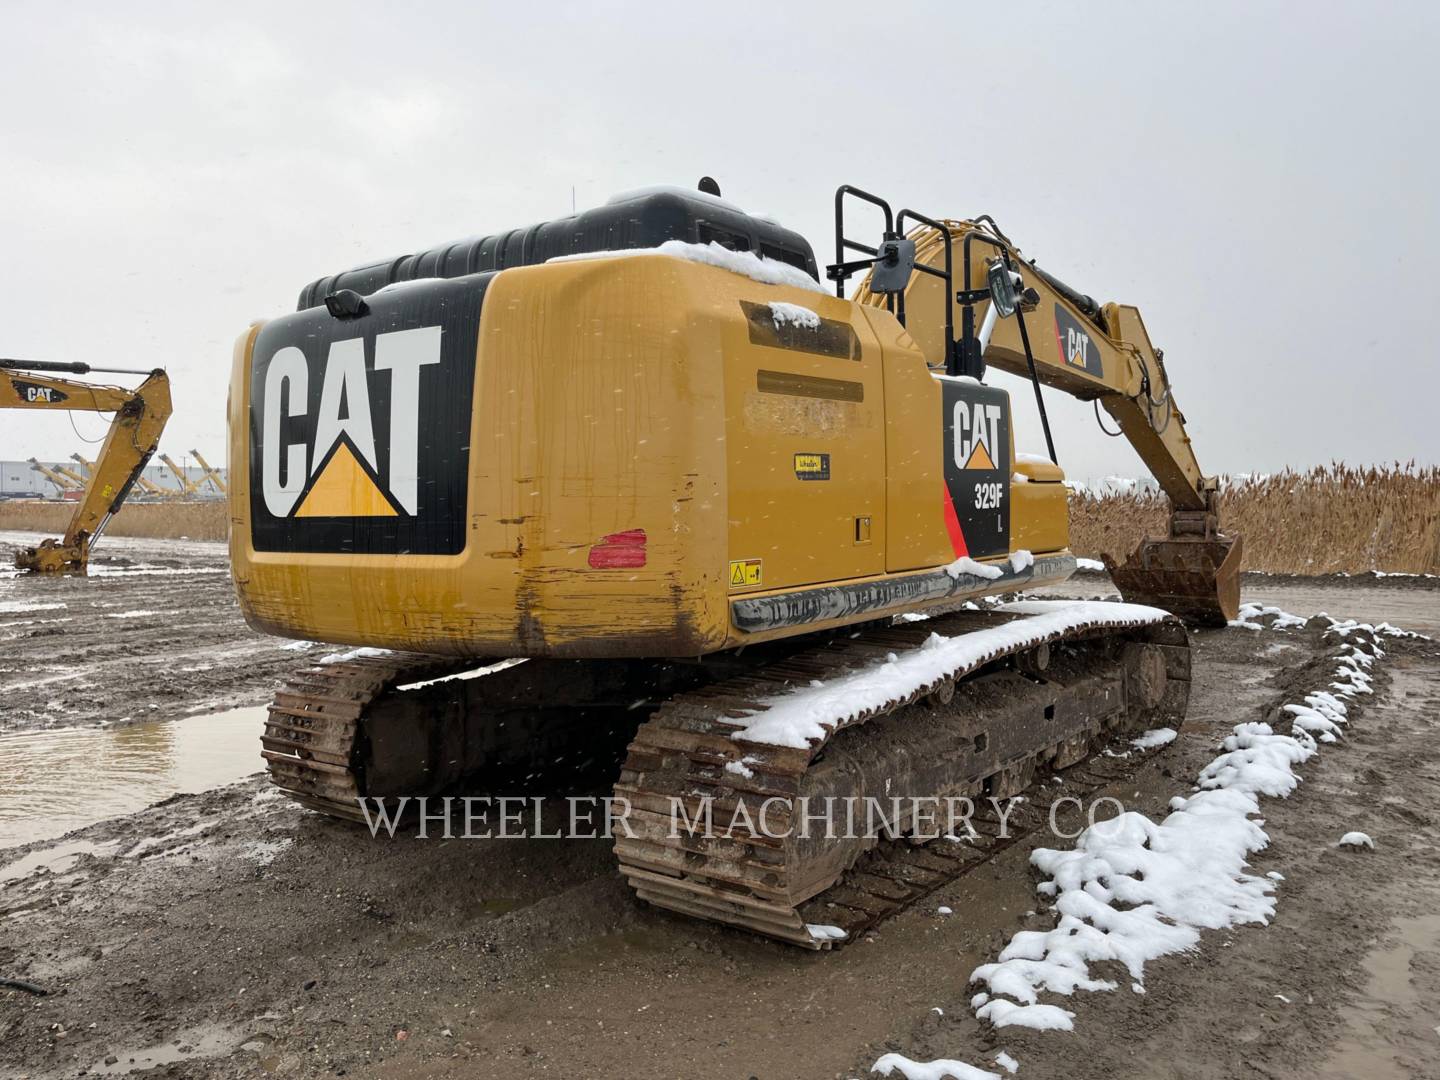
left=0, top=500, right=227, bottom=542
left=1070, top=463, right=1440, bottom=575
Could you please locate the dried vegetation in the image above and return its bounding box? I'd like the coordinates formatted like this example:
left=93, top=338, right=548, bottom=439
left=0, top=499, right=227, bottom=542
left=1070, top=463, right=1440, bottom=575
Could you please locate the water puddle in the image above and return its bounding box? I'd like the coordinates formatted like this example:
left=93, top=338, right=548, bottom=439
left=0, top=706, right=268, bottom=850
left=88, top=1024, right=238, bottom=1075
left=1314, top=912, right=1440, bottom=1078
left=0, top=837, right=122, bottom=884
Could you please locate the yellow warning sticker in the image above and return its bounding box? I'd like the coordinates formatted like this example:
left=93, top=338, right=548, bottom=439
left=728, top=559, right=763, bottom=588
left=793, top=452, right=830, bottom=480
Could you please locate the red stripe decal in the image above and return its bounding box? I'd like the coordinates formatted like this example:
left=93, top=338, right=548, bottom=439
left=941, top=484, right=968, bottom=558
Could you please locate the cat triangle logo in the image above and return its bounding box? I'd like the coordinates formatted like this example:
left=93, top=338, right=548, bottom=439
left=294, top=437, right=403, bottom=518
left=963, top=442, right=996, bottom=471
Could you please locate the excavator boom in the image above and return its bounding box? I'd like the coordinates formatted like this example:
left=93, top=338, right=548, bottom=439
left=28, top=457, right=82, bottom=494
left=848, top=206, right=1240, bottom=625
left=159, top=452, right=200, bottom=495
left=190, top=449, right=227, bottom=494
left=2, top=358, right=173, bottom=573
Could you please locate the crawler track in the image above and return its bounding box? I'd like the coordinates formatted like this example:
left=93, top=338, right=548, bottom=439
left=261, top=606, right=1190, bottom=951
left=261, top=651, right=718, bottom=818
left=261, top=653, right=469, bottom=820
left=613, top=607, right=1189, bottom=948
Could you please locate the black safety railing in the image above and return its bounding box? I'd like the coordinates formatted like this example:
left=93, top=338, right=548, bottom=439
left=826, top=184, right=1058, bottom=463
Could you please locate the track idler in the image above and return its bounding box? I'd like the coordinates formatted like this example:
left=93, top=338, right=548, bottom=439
left=1106, top=500, right=1241, bottom=627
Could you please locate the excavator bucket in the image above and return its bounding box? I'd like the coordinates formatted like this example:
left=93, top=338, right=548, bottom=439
left=1104, top=533, right=1242, bottom=628
left=14, top=537, right=88, bottom=574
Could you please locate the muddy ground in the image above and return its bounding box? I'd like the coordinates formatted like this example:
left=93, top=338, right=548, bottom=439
left=1, top=531, right=1438, bottom=1079
left=0, top=532, right=319, bottom=735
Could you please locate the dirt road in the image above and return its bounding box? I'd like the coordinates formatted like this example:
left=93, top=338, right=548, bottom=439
left=1, top=533, right=1437, bottom=1079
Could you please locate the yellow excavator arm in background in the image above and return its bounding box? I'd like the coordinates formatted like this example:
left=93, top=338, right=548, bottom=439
left=190, top=449, right=226, bottom=495
left=845, top=202, right=1239, bottom=623
left=28, top=457, right=83, bottom=494
left=2, top=358, right=173, bottom=573
left=158, top=452, right=201, bottom=496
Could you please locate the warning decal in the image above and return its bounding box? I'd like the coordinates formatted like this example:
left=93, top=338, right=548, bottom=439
left=793, top=452, right=830, bottom=480
left=729, top=559, right=763, bottom=588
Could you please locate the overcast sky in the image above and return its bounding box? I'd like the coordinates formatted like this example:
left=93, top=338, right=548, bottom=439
left=3, top=1, right=1436, bottom=482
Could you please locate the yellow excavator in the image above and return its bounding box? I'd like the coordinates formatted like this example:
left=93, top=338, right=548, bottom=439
left=3, top=359, right=172, bottom=573
left=227, top=182, right=1239, bottom=947
left=158, top=452, right=202, bottom=497
left=191, top=449, right=227, bottom=495
left=27, top=457, right=85, bottom=496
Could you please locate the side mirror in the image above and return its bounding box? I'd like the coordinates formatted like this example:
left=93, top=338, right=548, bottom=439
left=986, top=260, right=1021, bottom=317
left=869, top=237, right=917, bottom=294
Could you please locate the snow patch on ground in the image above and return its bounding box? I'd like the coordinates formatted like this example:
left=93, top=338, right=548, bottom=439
left=0, top=600, right=67, bottom=614
left=806, top=924, right=847, bottom=943
left=1074, top=558, right=1105, bottom=572
left=1338, top=831, right=1374, bottom=849
left=872, top=1053, right=1000, bottom=1080
left=1131, top=727, right=1177, bottom=749
left=86, top=566, right=228, bottom=578
left=966, top=614, right=1389, bottom=1033
left=994, top=1051, right=1019, bottom=1075
left=123, top=820, right=216, bottom=859
left=768, top=300, right=821, bottom=329
left=242, top=838, right=294, bottom=865
left=726, top=601, right=1169, bottom=749
left=104, top=609, right=159, bottom=619
left=1230, top=603, right=1309, bottom=631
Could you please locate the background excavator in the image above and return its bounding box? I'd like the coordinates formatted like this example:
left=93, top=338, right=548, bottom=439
left=28, top=457, right=86, bottom=497
left=2, top=359, right=172, bottom=572
left=158, top=452, right=202, bottom=496
left=227, top=181, right=1238, bottom=948
left=71, top=452, right=176, bottom=501
left=191, top=449, right=227, bottom=495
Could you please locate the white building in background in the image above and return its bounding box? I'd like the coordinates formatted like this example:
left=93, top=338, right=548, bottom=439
left=0, top=458, right=227, bottom=499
